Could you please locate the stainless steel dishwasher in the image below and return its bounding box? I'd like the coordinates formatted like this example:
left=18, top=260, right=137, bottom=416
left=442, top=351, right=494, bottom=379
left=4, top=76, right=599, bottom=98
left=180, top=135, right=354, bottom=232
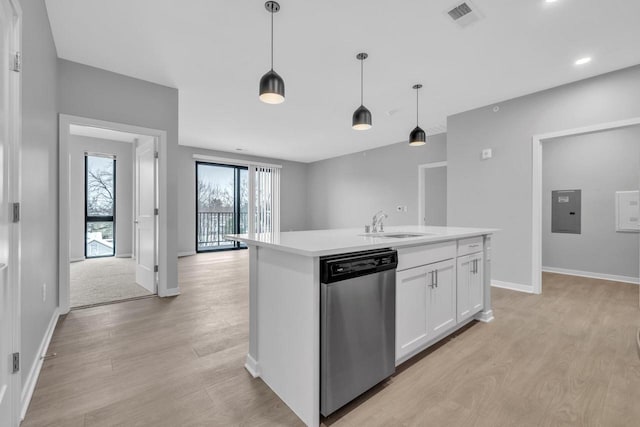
left=320, top=248, right=397, bottom=416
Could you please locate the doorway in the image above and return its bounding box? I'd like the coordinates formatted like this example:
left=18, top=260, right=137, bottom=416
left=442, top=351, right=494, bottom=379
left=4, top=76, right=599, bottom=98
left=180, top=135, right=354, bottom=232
left=418, top=162, right=447, bottom=226
left=196, top=162, right=248, bottom=252
left=532, top=118, right=640, bottom=294
left=59, top=115, right=170, bottom=313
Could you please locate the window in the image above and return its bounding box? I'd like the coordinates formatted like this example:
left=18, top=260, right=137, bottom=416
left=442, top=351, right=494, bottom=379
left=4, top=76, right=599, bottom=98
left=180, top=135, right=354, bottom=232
left=196, top=162, right=248, bottom=251
left=85, top=155, right=116, bottom=258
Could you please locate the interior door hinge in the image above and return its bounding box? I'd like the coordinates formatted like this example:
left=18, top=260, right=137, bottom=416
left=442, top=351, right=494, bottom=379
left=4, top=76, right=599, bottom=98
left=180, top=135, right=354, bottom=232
left=154, top=151, right=159, bottom=159
left=154, top=265, right=159, bottom=273
left=12, top=352, right=20, bottom=373
left=11, top=52, right=21, bottom=72
left=12, top=202, right=20, bottom=223
left=154, top=208, right=159, bottom=215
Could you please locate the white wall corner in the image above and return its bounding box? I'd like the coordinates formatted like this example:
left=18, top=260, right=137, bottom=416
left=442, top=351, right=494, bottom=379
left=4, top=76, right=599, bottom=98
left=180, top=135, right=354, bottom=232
left=21, top=308, right=60, bottom=420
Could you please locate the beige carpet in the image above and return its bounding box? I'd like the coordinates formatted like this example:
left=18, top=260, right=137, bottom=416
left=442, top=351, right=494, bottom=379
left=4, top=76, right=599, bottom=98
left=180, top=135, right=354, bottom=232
left=70, top=257, right=153, bottom=308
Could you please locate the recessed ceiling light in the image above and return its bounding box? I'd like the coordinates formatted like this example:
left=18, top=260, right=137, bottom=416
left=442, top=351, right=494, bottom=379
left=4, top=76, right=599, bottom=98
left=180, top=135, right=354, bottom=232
left=545, top=0, right=558, bottom=3
left=574, top=57, right=592, bottom=66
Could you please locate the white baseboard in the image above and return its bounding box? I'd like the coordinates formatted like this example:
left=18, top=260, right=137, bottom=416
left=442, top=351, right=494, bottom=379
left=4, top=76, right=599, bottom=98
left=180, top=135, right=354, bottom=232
left=69, top=257, right=84, bottom=263
left=475, top=310, right=494, bottom=323
left=542, top=266, right=639, bottom=285
left=245, top=354, right=260, bottom=378
left=116, top=253, right=133, bottom=258
left=159, top=287, right=180, bottom=297
left=492, top=280, right=534, bottom=294
left=21, top=308, right=60, bottom=420
left=178, top=251, right=196, bottom=258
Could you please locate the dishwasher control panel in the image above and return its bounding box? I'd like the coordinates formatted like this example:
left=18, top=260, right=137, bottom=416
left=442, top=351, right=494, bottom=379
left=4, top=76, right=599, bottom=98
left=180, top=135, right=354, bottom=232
left=320, top=249, right=398, bottom=283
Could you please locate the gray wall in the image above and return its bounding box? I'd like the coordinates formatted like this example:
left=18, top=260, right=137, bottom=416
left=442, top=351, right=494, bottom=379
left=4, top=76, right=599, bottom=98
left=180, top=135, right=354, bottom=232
left=542, top=126, right=640, bottom=278
left=69, top=135, right=134, bottom=260
left=21, top=0, right=59, bottom=386
left=177, top=146, right=309, bottom=255
left=306, top=133, right=446, bottom=230
left=58, top=59, right=179, bottom=291
left=425, top=166, right=447, bottom=226
left=447, top=65, right=640, bottom=289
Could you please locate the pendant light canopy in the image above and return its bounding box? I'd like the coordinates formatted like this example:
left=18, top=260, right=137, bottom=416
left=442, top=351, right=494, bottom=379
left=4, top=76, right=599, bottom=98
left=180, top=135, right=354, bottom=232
left=409, top=84, right=426, bottom=146
left=352, top=53, right=372, bottom=130
left=259, top=1, right=285, bottom=104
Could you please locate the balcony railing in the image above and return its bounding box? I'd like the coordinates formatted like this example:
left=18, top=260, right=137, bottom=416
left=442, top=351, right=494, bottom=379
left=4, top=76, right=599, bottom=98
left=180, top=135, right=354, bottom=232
left=197, top=211, right=248, bottom=250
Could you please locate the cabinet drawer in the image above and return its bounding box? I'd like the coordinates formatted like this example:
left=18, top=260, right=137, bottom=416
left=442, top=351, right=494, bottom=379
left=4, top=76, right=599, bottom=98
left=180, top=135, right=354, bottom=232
left=396, top=241, right=456, bottom=271
left=457, top=237, right=483, bottom=256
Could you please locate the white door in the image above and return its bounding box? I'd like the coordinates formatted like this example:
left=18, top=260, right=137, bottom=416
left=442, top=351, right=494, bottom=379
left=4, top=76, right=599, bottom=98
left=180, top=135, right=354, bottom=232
left=135, top=138, right=157, bottom=293
left=0, top=0, right=19, bottom=424
left=456, top=253, right=484, bottom=322
left=427, top=259, right=456, bottom=336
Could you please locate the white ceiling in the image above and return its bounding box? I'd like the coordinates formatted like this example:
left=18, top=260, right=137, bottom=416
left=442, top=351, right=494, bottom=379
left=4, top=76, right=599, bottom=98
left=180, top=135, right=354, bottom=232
left=45, top=0, right=640, bottom=163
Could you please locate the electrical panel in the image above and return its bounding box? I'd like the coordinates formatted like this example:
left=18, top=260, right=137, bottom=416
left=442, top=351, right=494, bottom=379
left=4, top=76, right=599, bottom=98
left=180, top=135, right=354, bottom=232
left=551, top=190, right=581, bottom=234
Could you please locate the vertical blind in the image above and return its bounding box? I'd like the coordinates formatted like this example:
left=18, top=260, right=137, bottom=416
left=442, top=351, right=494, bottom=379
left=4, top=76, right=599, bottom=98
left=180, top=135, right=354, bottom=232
left=248, top=165, right=281, bottom=235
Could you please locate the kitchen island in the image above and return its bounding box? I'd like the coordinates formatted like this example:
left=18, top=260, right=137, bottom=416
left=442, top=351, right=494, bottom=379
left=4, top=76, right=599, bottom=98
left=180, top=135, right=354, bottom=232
left=226, top=226, right=496, bottom=427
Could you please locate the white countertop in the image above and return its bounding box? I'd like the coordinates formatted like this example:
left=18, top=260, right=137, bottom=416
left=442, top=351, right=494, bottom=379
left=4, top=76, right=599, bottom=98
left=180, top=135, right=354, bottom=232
left=225, top=225, right=497, bottom=257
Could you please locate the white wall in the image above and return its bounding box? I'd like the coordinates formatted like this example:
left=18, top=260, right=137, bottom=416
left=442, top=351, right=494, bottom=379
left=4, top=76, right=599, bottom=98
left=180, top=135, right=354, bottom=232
left=69, top=135, right=134, bottom=260
left=447, top=65, right=640, bottom=289
left=306, top=134, right=447, bottom=230
left=177, top=146, right=309, bottom=255
left=542, top=126, right=640, bottom=279
left=424, top=166, right=447, bottom=226
left=57, top=59, right=179, bottom=292
left=21, top=0, right=59, bottom=390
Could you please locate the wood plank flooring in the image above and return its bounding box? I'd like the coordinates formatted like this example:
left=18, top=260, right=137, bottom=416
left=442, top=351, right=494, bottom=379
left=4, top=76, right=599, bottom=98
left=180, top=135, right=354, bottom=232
left=23, top=251, right=640, bottom=426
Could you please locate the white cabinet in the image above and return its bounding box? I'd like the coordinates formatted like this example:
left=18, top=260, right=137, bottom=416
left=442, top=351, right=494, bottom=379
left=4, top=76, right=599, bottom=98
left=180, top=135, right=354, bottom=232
left=456, top=252, right=484, bottom=323
left=396, top=259, right=456, bottom=362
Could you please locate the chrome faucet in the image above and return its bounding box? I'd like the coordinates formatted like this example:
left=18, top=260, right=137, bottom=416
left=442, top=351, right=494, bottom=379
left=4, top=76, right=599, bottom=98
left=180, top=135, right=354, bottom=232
left=372, top=210, right=388, bottom=233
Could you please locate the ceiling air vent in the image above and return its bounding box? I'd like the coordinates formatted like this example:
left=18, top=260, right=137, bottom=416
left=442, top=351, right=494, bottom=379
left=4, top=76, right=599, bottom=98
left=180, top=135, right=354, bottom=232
left=446, top=1, right=483, bottom=28
left=448, top=3, right=472, bottom=20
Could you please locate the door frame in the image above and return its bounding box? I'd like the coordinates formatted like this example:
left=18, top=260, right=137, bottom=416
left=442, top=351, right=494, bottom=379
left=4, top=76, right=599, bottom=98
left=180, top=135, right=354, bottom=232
left=418, top=161, right=447, bottom=226
left=59, top=114, right=168, bottom=314
left=2, top=0, right=22, bottom=425
left=531, top=116, right=640, bottom=294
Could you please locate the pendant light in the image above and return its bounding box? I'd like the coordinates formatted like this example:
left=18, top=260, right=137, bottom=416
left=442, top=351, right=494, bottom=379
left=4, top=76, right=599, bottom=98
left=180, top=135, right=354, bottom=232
left=259, top=1, right=285, bottom=104
left=352, top=53, right=372, bottom=130
left=409, top=84, right=426, bottom=146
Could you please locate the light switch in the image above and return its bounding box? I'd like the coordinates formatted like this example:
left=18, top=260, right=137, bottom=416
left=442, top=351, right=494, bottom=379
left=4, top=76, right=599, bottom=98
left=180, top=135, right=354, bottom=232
left=481, top=148, right=492, bottom=160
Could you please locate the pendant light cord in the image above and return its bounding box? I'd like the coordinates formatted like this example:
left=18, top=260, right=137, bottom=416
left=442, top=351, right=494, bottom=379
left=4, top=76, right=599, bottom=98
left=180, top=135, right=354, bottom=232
left=416, top=87, right=419, bottom=126
left=270, top=10, right=274, bottom=70
left=360, top=58, right=364, bottom=106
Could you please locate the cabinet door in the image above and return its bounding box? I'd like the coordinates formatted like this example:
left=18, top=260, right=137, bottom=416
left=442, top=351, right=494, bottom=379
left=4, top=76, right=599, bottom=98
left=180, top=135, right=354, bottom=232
left=469, top=253, right=484, bottom=315
left=456, top=255, right=472, bottom=323
left=457, top=253, right=484, bottom=323
left=427, top=259, right=457, bottom=337
left=396, top=266, right=429, bottom=361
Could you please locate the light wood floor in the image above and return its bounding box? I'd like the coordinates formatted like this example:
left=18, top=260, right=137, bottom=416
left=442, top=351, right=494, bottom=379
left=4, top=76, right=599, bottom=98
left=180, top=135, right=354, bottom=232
left=23, top=251, right=640, bottom=426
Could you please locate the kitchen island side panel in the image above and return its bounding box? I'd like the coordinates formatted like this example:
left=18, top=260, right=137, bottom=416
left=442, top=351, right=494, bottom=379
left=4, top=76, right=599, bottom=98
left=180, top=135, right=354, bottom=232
left=254, top=247, right=320, bottom=427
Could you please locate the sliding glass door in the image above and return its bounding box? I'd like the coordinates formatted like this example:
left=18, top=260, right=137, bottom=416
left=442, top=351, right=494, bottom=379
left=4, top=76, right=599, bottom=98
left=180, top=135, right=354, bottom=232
left=85, top=155, right=116, bottom=258
left=196, top=162, right=248, bottom=251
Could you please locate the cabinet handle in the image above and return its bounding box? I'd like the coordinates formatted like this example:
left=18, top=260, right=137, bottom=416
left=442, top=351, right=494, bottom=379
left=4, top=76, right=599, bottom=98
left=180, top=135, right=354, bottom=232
left=435, top=270, right=438, bottom=288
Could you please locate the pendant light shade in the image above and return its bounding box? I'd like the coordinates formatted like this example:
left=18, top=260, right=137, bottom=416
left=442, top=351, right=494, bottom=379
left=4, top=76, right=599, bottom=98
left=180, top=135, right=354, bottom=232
left=259, top=69, right=285, bottom=104
left=259, top=1, right=285, bottom=104
left=409, top=84, right=426, bottom=146
left=352, top=105, right=372, bottom=131
left=352, top=53, right=372, bottom=130
left=409, top=126, right=426, bottom=146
